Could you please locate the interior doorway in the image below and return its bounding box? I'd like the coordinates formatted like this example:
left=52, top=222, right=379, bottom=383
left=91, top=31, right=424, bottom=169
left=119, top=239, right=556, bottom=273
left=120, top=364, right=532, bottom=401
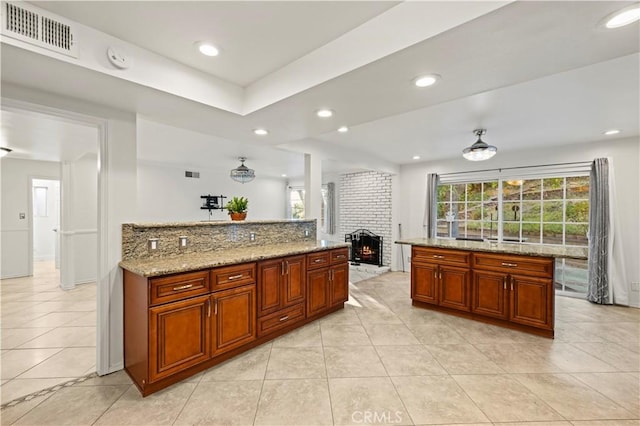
left=31, top=178, right=61, bottom=275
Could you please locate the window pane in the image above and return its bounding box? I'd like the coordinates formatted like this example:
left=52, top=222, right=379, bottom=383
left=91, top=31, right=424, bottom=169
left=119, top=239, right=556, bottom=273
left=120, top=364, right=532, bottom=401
left=522, top=179, right=542, bottom=200
left=466, top=221, right=482, bottom=239
left=483, top=221, right=498, bottom=240
left=521, top=201, right=540, bottom=222
left=566, top=200, right=589, bottom=222
left=467, top=183, right=483, bottom=201
left=453, top=202, right=466, bottom=220
left=543, top=178, right=564, bottom=199
left=437, top=202, right=449, bottom=220
left=503, top=202, right=521, bottom=222
left=503, top=222, right=521, bottom=242
left=452, top=184, right=466, bottom=202
left=483, top=202, right=498, bottom=221
left=566, top=224, right=588, bottom=246
left=562, top=258, right=588, bottom=293
left=542, top=223, right=563, bottom=244
left=437, top=185, right=451, bottom=202
left=502, top=181, right=522, bottom=201
left=566, top=176, right=589, bottom=199
left=466, top=202, right=482, bottom=220
left=522, top=223, right=541, bottom=244
left=436, top=220, right=449, bottom=238
left=483, top=181, right=498, bottom=202
left=542, top=200, right=563, bottom=222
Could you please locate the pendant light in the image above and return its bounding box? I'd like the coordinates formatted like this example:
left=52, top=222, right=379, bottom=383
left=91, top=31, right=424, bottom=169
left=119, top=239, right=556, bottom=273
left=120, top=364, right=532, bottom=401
left=230, top=157, right=255, bottom=183
left=462, top=129, right=497, bottom=161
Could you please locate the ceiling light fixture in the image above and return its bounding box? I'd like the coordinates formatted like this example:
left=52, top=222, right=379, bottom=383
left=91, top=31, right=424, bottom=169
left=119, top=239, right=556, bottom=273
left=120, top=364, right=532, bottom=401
left=337, top=126, right=349, bottom=133
left=253, top=128, right=268, bottom=136
left=0, top=147, right=12, bottom=158
left=317, top=109, right=333, bottom=118
left=230, top=157, right=255, bottom=184
left=462, top=129, right=497, bottom=161
left=412, top=155, right=421, bottom=160
left=604, top=129, right=620, bottom=135
left=281, top=174, right=287, bottom=178
left=604, top=4, right=640, bottom=28
left=196, top=42, right=219, bottom=57
left=414, top=74, right=440, bottom=88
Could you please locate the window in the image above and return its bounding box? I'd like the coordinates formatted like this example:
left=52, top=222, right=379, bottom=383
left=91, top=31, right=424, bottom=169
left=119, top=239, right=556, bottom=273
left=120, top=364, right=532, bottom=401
left=289, top=187, right=305, bottom=219
left=33, top=186, right=48, bottom=217
left=437, top=173, right=589, bottom=296
left=287, top=184, right=335, bottom=234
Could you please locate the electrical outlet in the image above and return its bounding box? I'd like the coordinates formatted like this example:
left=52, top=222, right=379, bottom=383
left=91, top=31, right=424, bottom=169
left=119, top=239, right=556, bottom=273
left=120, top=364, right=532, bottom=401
left=304, top=229, right=310, bottom=237
left=249, top=233, right=256, bottom=242
left=148, top=238, right=159, bottom=251
left=631, top=281, right=640, bottom=292
left=407, top=256, right=411, bottom=264
left=179, top=236, right=188, bottom=248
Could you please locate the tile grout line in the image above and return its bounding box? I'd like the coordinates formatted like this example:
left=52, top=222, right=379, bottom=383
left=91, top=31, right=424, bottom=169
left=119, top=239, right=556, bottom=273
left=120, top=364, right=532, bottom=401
left=250, top=342, right=272, bottom=425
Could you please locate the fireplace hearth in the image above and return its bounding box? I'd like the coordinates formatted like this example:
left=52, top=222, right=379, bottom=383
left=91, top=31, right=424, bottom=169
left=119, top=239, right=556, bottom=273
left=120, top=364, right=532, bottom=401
left=345, top=229, right=383, bottom=266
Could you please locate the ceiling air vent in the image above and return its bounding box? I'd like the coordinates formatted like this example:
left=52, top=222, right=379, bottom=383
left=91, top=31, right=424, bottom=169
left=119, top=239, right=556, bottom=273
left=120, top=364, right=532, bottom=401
left=1, top=1, right=78, bottom=58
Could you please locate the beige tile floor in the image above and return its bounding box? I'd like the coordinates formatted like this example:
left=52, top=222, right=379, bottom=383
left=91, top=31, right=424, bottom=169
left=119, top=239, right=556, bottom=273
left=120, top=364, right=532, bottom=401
left=1, top=262, right=96, bottom=406
left=2, top=270, right=639, bottom=425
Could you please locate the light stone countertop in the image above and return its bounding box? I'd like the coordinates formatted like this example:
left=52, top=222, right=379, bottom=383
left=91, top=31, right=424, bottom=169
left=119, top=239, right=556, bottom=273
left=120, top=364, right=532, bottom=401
left=395, top=238, right=588, bottom=260
left=119, top=240, right=349, bottom=277
left=126, top=219, right=316, bottom=229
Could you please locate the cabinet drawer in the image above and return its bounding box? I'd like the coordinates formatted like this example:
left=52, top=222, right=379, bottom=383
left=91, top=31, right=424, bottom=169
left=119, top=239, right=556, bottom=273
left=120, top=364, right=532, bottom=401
left=211, top=263, right=256, bottom=291
left=257, top=303, right=305, bottom=337
left=149, top=270, right=210, bottom=306
left=412, top=247, right=471, bottom=266
left=307, top=251, right=330, bottom=270
left=473, top=253, right=553, bottom=278
left=330, top=248, right=349, bottom=264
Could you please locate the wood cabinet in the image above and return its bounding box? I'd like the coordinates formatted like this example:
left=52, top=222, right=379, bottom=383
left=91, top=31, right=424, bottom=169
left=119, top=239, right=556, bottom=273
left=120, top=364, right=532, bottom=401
left=307, top=248, right=349, bottom=317
left=411, top=247, right=471, bottom=312
left=411, top=246, right=555, bottom=337
left=123, top=246, right=349, bottom=397
left=257, top=255, right=305, bottom=317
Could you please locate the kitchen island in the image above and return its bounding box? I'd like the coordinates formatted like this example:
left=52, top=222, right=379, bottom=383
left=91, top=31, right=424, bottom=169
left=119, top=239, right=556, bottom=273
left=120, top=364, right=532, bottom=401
left=396, top=238, right=588, bottom=338
left=120, top=220, right=349, bottom=396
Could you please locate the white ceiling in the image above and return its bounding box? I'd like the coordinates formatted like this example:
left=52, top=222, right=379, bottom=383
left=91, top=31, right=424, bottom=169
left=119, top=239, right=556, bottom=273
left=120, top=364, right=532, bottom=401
left=1, top=1, right=638, bottom=175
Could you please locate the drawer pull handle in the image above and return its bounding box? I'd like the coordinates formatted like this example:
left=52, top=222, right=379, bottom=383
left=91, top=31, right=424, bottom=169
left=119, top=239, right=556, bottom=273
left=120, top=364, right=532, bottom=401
left=503, top=277, right=507, bottom=290
left=501, top=262, right=518, bottom=268
left=336, top=255, right=346, bottom=259
left=432, top=255, right=445, bottom=259
left=172, top=284, right=193, bottom=291
left=228, top=274, right=243, bottom=280
left=314, top=259, right=324, bottom=263
left=279, top=315, right=289, bottom=322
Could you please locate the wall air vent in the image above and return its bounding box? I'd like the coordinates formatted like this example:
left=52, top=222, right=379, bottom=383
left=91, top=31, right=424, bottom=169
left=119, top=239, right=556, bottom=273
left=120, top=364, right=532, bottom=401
left=1, top=1, right=78, bottom=58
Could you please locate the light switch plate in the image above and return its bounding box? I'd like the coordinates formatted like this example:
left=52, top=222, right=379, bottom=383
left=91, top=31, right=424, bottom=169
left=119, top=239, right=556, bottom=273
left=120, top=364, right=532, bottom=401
left=148, top=238, right=159, bottom=251
left=179, top=236, right=188, bottom=248
left=19, top=212, right=26, bottom=219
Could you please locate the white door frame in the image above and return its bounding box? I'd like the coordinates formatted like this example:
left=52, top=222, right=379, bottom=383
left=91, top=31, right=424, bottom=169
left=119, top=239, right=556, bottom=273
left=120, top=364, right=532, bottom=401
left=28, top=176, right=60, bottom=274
left=2, top=98, right=111, bottom=375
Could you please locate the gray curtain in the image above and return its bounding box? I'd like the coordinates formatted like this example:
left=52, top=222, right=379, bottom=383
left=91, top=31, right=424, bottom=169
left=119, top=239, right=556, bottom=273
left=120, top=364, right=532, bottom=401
left=422, top=173, right=439, bottom=238
left=587, top=158, right=610, bottom=304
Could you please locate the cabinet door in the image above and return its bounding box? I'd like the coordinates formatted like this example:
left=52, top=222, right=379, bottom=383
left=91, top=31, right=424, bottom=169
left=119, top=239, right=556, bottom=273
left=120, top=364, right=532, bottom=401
left=257, top=259, right=283, bottom=317
left=212, top=285, right=256, bottom=356
left=330, top=263, right=349, bottom=306
left=411, top=263, right=438, bottom=305
left=472, top=270, right=508, bottom=319
left=509, top=274, right=552, bottom=330
left=439, top=265, right=471, bottom=312
left=307, top=268, right=330, bottom=317
left=149, top=295, right=210, bottom=382
left=284, top=255, right=306, bottom=307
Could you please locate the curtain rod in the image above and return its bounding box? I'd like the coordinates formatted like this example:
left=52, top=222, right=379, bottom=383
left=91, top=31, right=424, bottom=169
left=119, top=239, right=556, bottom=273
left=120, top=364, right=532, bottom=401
left=439, top=160, right=592, bottom=177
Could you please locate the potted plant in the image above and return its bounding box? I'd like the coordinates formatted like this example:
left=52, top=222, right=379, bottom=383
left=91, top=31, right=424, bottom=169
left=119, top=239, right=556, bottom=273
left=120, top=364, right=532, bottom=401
left=225, top=196, right=248, bottom=221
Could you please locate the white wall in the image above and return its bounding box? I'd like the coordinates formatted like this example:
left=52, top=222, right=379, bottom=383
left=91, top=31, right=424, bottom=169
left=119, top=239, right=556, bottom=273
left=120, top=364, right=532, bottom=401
left=397, top=137, right=640, bottom=307
left=137, top=161, right=286, bottom=222
left=32, top=178, right=59, bottom=262
left=0, top=158, right=61, bottom=278
left=60, top=153, right=98, bottom=288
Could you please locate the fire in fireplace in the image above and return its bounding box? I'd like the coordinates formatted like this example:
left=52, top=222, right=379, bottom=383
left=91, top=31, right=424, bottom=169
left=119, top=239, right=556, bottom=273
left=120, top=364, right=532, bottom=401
left=345, top=229, right=383, bottom=266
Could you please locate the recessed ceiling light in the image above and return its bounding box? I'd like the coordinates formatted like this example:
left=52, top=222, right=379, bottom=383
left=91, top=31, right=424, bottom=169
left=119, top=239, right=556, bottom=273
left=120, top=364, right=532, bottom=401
left=196, top=42, right=219, bottom=57
left=281, top=174, right=287, bottom=178
left=253, top=128, right=268, bottom=136
left=414, top=74, right=440, bottom=88
left=604, top=129, right=620, bottom=135
left=316, top=109, right=333, bottom=118
left=337, top=126, right=349, bottom=133
left=604, top=5, right=640, bottom=29
left=412, top=155, right=421, bottom=160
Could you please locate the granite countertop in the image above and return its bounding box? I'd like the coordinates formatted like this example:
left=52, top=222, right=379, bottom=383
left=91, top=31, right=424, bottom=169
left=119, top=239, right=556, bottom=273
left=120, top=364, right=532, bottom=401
left=125, top=219, right=316, bottom=229
left=119, top=240, right=349, bottom=277
left=395, top=238, right=588, bottom=260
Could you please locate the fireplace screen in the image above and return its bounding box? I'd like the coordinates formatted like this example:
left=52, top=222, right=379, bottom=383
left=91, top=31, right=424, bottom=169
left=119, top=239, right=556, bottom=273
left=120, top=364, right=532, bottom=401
left=345, top=229, right=383, bottom=266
